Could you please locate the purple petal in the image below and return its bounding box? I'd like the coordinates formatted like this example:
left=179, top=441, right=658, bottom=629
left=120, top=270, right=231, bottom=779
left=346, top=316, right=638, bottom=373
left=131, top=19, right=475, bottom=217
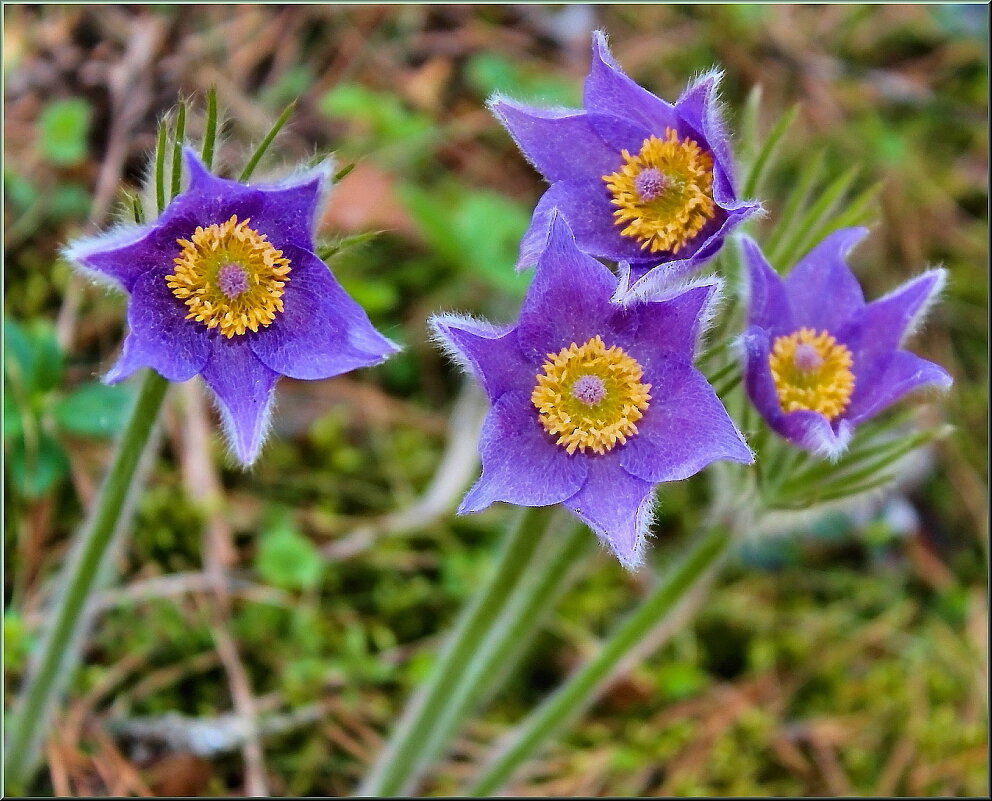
left=249, top=245, right=398, bottom=380
left=459, top=391, right=588, bottom=513
left=783, top=228, right=868, bottom=333
left=430, top=314, right=532, bottom=402
left=583, top=113, right=654, bottom=160
left=563, top=453, right=655, bottom=570
left=743, top=236, right=793, bottom=334
left=742, top=326, right=788, bottom=428
left=104, top=269, right=212, bottom=383
left=518, top=178, right=657, bottom=269
left=615, top=281, right=721, bottom=363
left=583, top=31, right=680, bottom=135
left=845, top=350, right=952, bottom=425
left=65, top=224, right=173, bottom=293
left=175, top=149, right=264, bottom=226
left=251, top=162, right=331, bottom=247
left=620, top=358, right=752, bottom=483
left=673, top=70, right=738, bottom=203
left=516, top=213, right=619, bottom=359
left=488, top=99, right=625, bottom=184
left=201, top=338, right=280, bottom=466
left=839, top=269, right=946, bottom=358
left=779, top=410, right=853, bottom=458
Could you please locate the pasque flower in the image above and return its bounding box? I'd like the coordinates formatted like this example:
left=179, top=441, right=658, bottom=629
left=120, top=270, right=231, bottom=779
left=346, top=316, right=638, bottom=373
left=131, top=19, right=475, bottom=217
left=431, top=215, right=752, bottom=569
left=742, top=228, right=952, bottom=457
left=66, top=148, right=398, bottom=465
left=489, top=31, right=760, bottom=302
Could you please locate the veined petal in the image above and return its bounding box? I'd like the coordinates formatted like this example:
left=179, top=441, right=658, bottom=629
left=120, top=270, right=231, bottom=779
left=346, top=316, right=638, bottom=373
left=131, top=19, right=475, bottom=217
left=488, top=99, right=624, bottom=184
left=742, top=236, right=793, bottom=334
left=430, top=314, right=531, bottom=402
left=104, top=268, right=212, bottom=383
left=459, top=391, right=588, bottom=513
left=839, top=268, right=946, bottom=358
left=615, top=280, right=722, bottom=363
left=620, top=358, right=752, bottom=483
left=249, top=245, right=398, bottom=380
left=252, top=160, right=333, bottom=247
left=783, top=227, right=868, bottom=332
left=564, top=454, right=656, bottom=570
left=583, top=30, right=680, bottom=134
left=845, top=349, right=952, bottom=425
left=201, top=338, right=280, bottom=466
left=516, top=213, right=619, bottom=359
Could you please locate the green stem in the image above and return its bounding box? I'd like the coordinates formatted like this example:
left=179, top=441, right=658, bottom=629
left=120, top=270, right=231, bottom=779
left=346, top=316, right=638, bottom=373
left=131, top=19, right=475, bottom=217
left=395, top=516, right=594, bottom=795
left=3, top=370, right=169, bottom=794
left=466, top=523, right=733, bottom=797
left=359, top=505, right=553, bottom=797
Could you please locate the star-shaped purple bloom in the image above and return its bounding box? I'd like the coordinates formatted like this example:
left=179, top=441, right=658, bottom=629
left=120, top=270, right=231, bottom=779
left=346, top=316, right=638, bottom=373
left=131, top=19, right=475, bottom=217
left=741, top=228, right=952, bottom=458
left=489, top=30, right=760, bottom=302
left=430, top=215, right=753, bottom=569
left=66, top=148, right=399, bottom=465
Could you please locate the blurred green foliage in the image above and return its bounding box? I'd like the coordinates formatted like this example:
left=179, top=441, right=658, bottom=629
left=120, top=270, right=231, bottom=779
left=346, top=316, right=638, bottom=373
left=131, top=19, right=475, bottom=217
left=37, top=98, right=91, bottom=166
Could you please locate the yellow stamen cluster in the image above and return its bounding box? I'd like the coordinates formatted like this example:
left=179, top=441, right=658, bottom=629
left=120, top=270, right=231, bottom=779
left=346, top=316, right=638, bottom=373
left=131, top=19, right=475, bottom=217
left=602, top=129, right=716, bottom=254
left=531, top=335, right=652, bottom=455
left=769, top=328, right=855, bottom=420
left=166, top=216, right=291, bottom=338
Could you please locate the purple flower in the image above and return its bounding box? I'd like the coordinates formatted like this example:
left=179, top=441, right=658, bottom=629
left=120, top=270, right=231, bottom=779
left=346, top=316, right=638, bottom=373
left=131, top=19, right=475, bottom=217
left=430, top=215, right=752, bottom=569
left=66, top=148, right=399, bottom=465
left=741, top=228, right=952, bottom=458
left=489, top=31, right=760, bottom=302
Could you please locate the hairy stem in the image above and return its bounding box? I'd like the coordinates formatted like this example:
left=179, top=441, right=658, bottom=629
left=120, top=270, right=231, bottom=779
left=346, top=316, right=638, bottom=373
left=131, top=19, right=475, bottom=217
left=467, top=523, right=733, bottom=796
left=3, top=370, right=168, bottom=794
left=359, top=505, right=554, bottom=797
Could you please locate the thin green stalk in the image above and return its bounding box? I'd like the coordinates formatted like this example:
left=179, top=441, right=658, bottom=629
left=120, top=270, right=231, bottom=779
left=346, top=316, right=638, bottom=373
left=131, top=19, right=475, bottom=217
left=359, top=505, right=554, bottom=797
left=170, top=101, right=186, bottom=200
left=154, top=120, right=167, bottom=214
left=238, top=100, right=296, bottom=182
left=201, top=87, right=218, bottom=170
left=3, top=370, right=169, bottom=794
left=395, top=518, right=594, bottom=795
left=467, top=524, right=733, bottom=797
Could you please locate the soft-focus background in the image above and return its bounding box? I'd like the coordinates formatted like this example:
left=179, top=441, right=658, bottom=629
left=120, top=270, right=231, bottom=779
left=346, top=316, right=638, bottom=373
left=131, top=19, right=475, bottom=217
left=3, top=4, right=987, bottom=796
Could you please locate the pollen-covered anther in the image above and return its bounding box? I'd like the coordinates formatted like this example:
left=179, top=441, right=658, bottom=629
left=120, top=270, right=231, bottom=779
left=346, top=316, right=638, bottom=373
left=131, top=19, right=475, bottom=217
left=769, top=327, right=855, bottom=420
left=602, top=129, right=716, bottom=255
left=166, top=215, right=291, bottom=338
left=531, top=335, right=651, bottom=455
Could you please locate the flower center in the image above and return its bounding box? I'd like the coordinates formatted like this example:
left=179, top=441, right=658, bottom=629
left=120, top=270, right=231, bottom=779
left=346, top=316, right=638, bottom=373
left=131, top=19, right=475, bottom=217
left=602, top=130, right=716, bottom=255
left=571, top=374, right=607, bottom=406
left=769, top=328, right=855, bottom=420
left=216, top=262, right=250, bottom=298
left=165, top=216, right=291, bottom=338
left=531, top=335, right=652, bottom=455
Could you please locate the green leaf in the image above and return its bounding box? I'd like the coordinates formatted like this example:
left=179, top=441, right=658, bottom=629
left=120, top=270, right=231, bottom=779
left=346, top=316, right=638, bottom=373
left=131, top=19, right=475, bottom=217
left=769, top=164, right=860, bottom=270
left=6, top=429, right=69, bottom=499
left=399, top=183, right=531, bottom=295
left=319, top=85, right=432, bottom=157
left=741, top=104, right=798, bottom=199
left=38, top=98, right=91, bottom=166
left=464, top=52, right=579, bottom=106
left=763, top=149, right=825, bottom=260
left=3, top=168, right=39, bottom=212
left=255, top=522, right=323, bottom=591
left=3, top=319, right=63, bottom=395
left=52, top=383, right=136, bottom=438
